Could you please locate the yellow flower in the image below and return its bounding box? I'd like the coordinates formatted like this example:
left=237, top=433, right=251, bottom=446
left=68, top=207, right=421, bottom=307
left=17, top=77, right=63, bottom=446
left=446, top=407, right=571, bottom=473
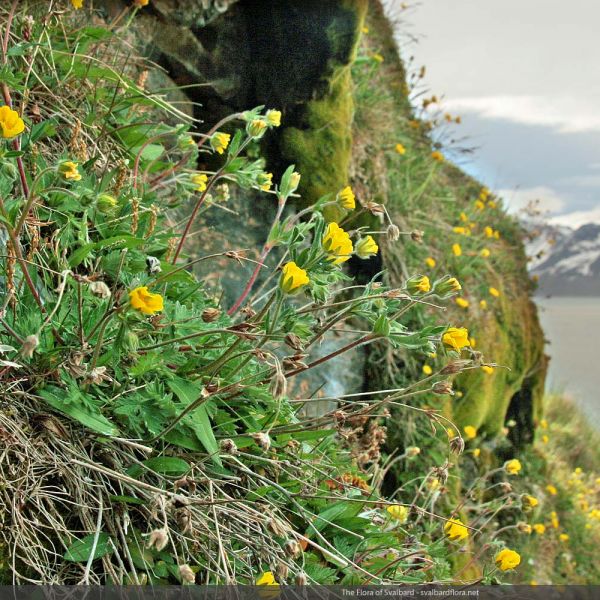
left=489, top=287, right=500, bottom=297
left=129, top=286, right=164, bottom=315
left=280, top=261, right=309, bottom=294
left=559, top=533, right=569, bottom=542
left=322, top=222, right=353, bottom=264
left=464, top=425, right=477, bottom=440
left=455, top=297, right=469, bottom=309
left=495, top=548, right=521, bottom=571
left=479, top=299, right=488, bottom=310
left=70, top=0, right=83, bottom=8
left=191, top=173, right=208, bottom=192
left=422, top=365, right=433, bottom=375
left=473, top=448, right=481, bottom=458
left=436, top=276, right=461, bottom=294
left=475, top=200, right=485, bottom=210
left=442, top=327, right=470, bottom=351
left=247, top=119, right=267, bottom=138
left=372, top=53, right=384, bottom=63
left=546, top=484, right=557, bottom=496
left=484, top=226, right=494, bottom=238
left=452, top=243, right=462, bottom=257
left=551, top=511, right=559, bottom=529
left=395, top=143, right=406, bottom=155
left=494, top=230, right=501, bottom=239
left=533, top=523, right=546, bottom=535
left=408, top=275, right=431, bottom=294
left=386, top=504, right=409, bottom=523
left=480, top=248, right=490, bottom=258
left=431, top=150, right=444, bottom=162
left=542, top=434, right=549, bottom=444
left=469, top=337, right=476, bottom=348
left=257, top=172, right=273, bottom=192
left=453, top=226, right=469, bottom=235
left=355, top=235, right=379, bottom=259
left=540, top=419, right=548, bottom=429
left=362, top=26, right=369, bottom=34
left=210, top=132, right=231, bottom=154
left=425, top=256, right=436, bottom=268
left=481, top=365, right=494, bottom=375
left=504, top=459, right=522, bottom=475
left=444, top=518, right=469, bottom=541
left=256, top=571, right=278, bottom=586
left=488, top=200, right=497, bottom=209
left=58, top=161, right=82, bottom=181
left=337, top=186, right=356, bottom=210
left=265, top=109, right=281, bottom=127
left=522, top=494, right=538, bottom=509
left=459, top=212, right=468, bottom=222
left=134, top=0, right=150, bottom=7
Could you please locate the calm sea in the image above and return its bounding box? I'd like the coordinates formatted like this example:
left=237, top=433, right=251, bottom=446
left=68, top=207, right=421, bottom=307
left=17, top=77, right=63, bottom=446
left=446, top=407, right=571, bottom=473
left=535, top=296, right=600, bottom=427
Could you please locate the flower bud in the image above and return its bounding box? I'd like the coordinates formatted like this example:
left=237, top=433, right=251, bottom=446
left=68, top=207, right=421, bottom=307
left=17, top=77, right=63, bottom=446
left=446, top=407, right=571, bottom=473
left=410, top=230, right=424, bottom=243
left=387, top=224, right=400, bottom=241
left=20, top=334, right=39, bottom=358
left=406, top=446, right=421, bottom=457
left=295, top=572, right=308, bottom=585
left=146, top=528, right=169, bottom=551
left=449, top=436, right=465, bottom=455
left=179, top=564, right=195, bottom=584
left=201, top=308, right=221, bottom=323
left=123, top=330, right=139, bottom=352
left=275, top=562, right=289, bottom=581
left=517, top=522, right=532, bottom=534
left=432, top=380, right=454, bottom=395
left=283, top=539, right=302, bottom=558
left=440, top=360, right=471, bottom=375
left=247, top=119, right=267, bottom=138
left=252, top=432, right=271, bottom=452
left=406, top=275, right=431, bottom=294
left=355, top=235, right=379, bottom=259
left=89, top=280, right=111, bottom=299
left=96, top=193, right=118, bottom=214
left=284, top=333, right=304, bottom=352
left=433, top=275, right=462, bottom=296
left=219, top=438, right=238, bottom=455
left=269, top=369, right=287, bottom=400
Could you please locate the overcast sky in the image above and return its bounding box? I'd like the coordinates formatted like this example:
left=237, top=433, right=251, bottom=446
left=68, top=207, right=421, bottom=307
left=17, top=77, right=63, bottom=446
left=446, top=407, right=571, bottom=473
left=392, top=0, right=600, bottom=227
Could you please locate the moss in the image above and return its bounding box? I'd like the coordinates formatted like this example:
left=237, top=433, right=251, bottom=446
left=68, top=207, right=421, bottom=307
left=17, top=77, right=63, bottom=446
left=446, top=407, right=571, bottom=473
left=282, top=67, right=355, bottom=214
left=278, top=0, right=368, bottom=209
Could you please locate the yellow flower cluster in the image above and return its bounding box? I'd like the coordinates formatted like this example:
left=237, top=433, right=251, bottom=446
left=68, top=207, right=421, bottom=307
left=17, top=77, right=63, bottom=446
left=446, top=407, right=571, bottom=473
left=322, top=222, right=353, bottom=264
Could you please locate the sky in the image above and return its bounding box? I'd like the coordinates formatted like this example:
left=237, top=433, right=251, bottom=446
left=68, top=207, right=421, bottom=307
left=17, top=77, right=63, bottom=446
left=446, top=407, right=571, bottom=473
left=390, top=0, right=600, bottom=228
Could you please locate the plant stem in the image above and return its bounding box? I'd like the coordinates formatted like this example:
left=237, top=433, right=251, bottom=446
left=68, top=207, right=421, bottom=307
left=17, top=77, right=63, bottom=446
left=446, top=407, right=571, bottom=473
left=228, top=196, right=287, bottom=316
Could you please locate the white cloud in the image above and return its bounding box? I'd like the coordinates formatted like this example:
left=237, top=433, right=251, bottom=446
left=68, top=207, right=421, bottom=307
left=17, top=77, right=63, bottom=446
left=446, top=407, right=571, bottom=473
left=550, top=207, right=600, bottom=228
left=497, top=186, right=566, bottom=215
left=443, top=95, right=600, bottom=134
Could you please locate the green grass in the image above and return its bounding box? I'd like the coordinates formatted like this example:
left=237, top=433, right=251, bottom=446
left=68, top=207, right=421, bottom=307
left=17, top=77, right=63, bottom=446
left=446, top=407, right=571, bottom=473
left=507, top=394, right=600, bottom=584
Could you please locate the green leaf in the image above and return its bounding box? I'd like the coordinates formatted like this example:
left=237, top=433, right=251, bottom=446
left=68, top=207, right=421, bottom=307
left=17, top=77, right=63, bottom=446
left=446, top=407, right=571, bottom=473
left=127, top=457, right=190, bottom=478
left=167, top=377, right=221, bottom=466
left=64, top=533, right=112, bottom=562
left=39, top=386, right=119, bottom=436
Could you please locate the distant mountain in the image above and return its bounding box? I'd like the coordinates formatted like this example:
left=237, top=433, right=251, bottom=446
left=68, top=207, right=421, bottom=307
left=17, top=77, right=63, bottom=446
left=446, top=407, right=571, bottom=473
left=530, top=223, right=600, bottom=296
